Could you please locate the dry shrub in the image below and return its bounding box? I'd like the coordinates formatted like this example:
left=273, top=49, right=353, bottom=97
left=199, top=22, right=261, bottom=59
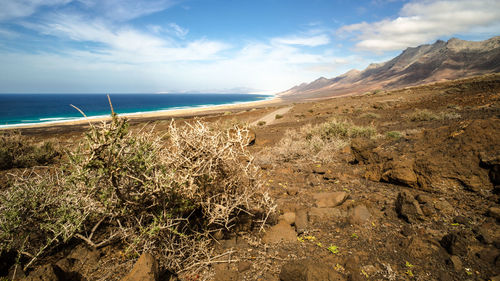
left=0, top=131, right=59, bottom=170
left=408, top=109, right=461, bottom=122
left=0, top=115, right=275, bottom=275
left=256, top=119, right=375, bottom=165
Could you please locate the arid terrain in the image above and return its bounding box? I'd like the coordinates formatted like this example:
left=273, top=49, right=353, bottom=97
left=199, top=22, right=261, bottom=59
left=1, top=73, right=499, bottom=281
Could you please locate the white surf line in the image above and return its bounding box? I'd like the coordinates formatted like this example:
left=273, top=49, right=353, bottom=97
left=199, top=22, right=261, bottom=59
left=251, top=106, right=293, bottom=126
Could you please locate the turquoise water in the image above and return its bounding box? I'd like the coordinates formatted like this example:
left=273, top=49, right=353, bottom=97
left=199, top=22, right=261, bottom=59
left=0, top=93, right=272, bottom=127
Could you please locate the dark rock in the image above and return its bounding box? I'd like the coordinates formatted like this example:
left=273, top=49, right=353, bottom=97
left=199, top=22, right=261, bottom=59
left=348, top=204, right=371, bottom=225
left=440, top=233, right=468, bottom=256
left=122, top=253, right=159, bottom=281
left=295, top=209, right=309, bottom=235
left=313, top=192, right=348, bottom=208
left=395, top=191, right=424, bottom=223
left=24, top=264, right=65, bottom=281
left=475, top=247, right=500, bottom=266
left=279, top=259, right=345, bottom=281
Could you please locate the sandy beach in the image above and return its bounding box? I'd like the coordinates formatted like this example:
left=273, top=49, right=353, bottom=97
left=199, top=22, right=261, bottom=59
left=1, top=95, right=287, bottom=131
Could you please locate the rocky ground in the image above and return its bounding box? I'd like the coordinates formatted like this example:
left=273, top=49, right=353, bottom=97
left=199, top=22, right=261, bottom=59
left=1, top=73, right=499, bottom=280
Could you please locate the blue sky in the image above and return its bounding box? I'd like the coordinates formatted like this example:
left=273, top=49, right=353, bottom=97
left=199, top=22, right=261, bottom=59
left=0, top=0, right=499, bottom=94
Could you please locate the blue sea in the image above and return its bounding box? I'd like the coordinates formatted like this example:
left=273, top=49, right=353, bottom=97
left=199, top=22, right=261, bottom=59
left=0, top=93, right=272, bottom=128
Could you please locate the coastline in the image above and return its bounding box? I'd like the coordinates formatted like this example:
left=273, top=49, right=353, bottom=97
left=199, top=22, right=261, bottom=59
left=1, top=96, right=286, bottom=130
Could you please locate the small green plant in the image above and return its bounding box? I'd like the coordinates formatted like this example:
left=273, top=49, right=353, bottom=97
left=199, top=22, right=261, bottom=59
left=386, top=131, right=402, bottom=140
left=275, top=114, right=283, bottom=119
left=327, top=245, right=339, bottom=254
left=257, top=121, right=266, bottom=126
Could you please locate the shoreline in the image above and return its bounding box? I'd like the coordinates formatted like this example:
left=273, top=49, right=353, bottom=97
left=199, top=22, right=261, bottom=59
left=1, top=96, right=286, bottom=130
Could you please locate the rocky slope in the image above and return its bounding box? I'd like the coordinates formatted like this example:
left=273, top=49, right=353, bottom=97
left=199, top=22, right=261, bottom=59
left=281, top=36, right=500, bottom=99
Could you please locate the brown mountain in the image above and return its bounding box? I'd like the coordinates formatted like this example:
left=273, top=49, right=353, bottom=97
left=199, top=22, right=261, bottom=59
left=280, top=36, right=500, bottom=99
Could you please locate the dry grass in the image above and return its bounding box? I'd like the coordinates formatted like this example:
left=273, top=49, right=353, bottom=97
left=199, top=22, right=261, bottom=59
left=408, top=109, right=461, bottom=121
left=256, top=119, right=376, bottom=165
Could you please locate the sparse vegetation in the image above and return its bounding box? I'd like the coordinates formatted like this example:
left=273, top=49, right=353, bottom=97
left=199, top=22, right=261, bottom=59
left=408, top=109, right=461, bottom=121
left=256, top=119, right=376, bottom=164
left=360, top=112, right=381, bottom=119
left=257, top=121, right=266, bottom=126
left=275, top=114, right=283, bottom=119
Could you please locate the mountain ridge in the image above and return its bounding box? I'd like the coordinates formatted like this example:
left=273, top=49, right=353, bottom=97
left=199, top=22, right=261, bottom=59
left=280, top=36, right=500, bottom=99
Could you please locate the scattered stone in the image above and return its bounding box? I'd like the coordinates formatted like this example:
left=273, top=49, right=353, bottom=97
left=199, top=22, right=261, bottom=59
left=400, top=224, right=413, bottom=237
left=489, top=207, right=500, bottom=220
left=415, top=194, right=432, bottom=205
left=24, top=264, right=65, bottom=281
left=263, top=220, right=297, bottom=243
left=440, top=233, right=468, bottom=256
left=295, top=209, right=309, bottom=235
left=213, top=263, right=239, bottom=281
left=309, top=207, right=343, bottom=222
left=238, top=261, right=252, bottom=273
left=475, top=247, right=500, bottom=266
left=286, top=187, right=299, bottom=196
left=279, top=259, right=345, bottom=281
left=407, top=236, right=439, bottom=259
left=490, top=275, right=500, bottom=281
left=395, top=191, right=424, bottom=223
left=312, top=166, right=327, bottom=175
left=453, top=215, right=468, bottom=225
left=447, top=255, right=462, bottom=271
left=122, top=253, right=159, bottom=281
left=433, top=199, right=454, bottom=216
left=381, top=160, right=418, bottom=187
left=282, top=212, right=296, bottom=225
left=313, top=192, right=348, bottom=208
left=348, top=204, right=371, bottom=225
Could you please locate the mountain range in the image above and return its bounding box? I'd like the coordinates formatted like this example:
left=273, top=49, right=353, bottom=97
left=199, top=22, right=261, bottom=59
left=280, top=36, right=500, bottom=99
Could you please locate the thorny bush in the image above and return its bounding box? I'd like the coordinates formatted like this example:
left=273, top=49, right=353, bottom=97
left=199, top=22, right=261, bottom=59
left=0, top=114, right=275, bottom=275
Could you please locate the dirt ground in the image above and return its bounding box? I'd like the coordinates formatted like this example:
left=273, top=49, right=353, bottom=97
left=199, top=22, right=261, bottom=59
left=2, top=73, right=500, bottom=281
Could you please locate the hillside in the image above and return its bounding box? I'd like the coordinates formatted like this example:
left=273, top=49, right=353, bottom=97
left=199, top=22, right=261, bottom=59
left=281, top=36, right=500, bottom=99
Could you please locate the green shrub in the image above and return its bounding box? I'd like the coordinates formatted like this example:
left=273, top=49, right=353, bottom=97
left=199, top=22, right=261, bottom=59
left=275, top=114, right=283, bottom=119
left=386, top=131, right=402, bottom=140
left=257, top=121, right=266, bottom=126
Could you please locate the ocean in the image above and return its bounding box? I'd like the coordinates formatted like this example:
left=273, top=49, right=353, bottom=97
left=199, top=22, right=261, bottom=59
left=0, top=93, right=272, bottom=128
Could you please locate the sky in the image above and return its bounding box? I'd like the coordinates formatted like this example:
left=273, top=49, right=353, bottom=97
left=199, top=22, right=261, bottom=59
left=0, top=0, right=499, bottom=94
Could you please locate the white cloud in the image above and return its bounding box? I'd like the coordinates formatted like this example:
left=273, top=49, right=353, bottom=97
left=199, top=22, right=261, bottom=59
left=272, top=34, right=330, bottom=47
left=0, top=0, right=72, bottom=21
left=339, top=0, right=500, bottom=51
left=76, top=0, right=175, bottom=21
